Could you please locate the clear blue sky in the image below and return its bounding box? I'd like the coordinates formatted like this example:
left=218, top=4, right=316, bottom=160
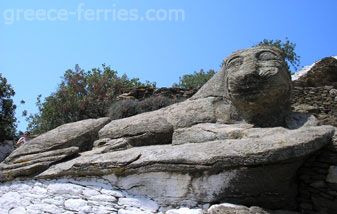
left=1, top=0, right=337, bottom=132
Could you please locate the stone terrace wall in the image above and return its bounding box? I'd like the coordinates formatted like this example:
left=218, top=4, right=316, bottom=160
left=292, top=86, right=337, bottom=214
left=291, top=86, right=337, bottom=127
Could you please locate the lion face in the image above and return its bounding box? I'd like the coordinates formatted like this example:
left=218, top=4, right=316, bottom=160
left=224, top=46, right=292, bottom=122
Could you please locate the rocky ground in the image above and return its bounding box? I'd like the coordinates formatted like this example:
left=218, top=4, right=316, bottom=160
left=0, top=176, right=300, bottom=214
left=0, top=177, right=206, bottom=214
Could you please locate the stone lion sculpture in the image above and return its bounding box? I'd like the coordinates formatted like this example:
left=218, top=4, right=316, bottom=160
left=97, top=46, right=311, bottom=150
left=3, top=46, right=333, bottom=211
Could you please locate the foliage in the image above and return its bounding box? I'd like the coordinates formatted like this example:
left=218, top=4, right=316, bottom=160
left=26, top=64, right=156, bottom=135
left=172, top=69, right=215, bottom=88
left=256, top=37, right=301, bottom=72
left=0, top=73, right=17, bottom=141
left=109, top=96, right=180, bottom=120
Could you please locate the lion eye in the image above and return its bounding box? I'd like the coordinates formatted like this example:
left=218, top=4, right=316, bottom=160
left=227, top=57, right=243, bottom=68
left=258, top=51, right=278, bottom=61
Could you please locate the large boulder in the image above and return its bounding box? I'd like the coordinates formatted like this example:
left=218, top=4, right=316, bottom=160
left=0, top=117, right=110, bottom=182
left=293, top=57, right=337, bottom=88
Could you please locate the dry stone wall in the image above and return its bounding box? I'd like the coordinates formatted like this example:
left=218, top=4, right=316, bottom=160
left=292, top=86, right=337, bottom=214
left=291, top=86, right=337, bottom=127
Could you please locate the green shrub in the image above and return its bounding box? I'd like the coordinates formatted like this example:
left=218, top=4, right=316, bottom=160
left=0, top=74, right=17, bottom=141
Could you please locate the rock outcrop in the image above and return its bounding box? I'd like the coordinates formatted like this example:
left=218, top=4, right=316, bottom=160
left=0, top=46, right=334, bottom=212
left=293, top=56, right=337, bottom=88
left=38, top=124, right=333, bottom=209
left=0, top=118, right=110, bottom=182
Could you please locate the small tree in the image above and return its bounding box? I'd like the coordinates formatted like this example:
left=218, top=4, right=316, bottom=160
left=173, top=69, right=215, bottom=88
left=256, top=37, right=301, bottom=72
left=0, top=73, right=17, bottom=141
left=26, top=64, right=156, bottom=135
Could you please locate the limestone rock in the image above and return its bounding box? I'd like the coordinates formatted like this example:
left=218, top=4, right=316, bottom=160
left=0, top=117, right=110, bottom=182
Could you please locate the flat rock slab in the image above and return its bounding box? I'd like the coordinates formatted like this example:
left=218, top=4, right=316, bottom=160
left=38, top=125, right=334, bottom=209
left=0, top=117, right=110, bottom=182
left=40, top=125, right=334, bottom=177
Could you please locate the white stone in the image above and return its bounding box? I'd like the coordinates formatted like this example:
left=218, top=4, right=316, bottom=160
left=82, top=188, right=101, bottom=197
left=93, top=206, right=118, bottom=214
left=0, top=192, right=22, bottom=211
left=80, top=205, right=93, bottom=213
left=89, top=194, right=117, bottom=202
left=326, top=165, right=337, bottom=183
left=41, top=198, right=64, bottom=206
left=118, top=197, right=159, bottom=212
left=10, top=183, right=31, bottom=192
left=101, top=189, right=124, bottom=198
left=119, top=207, right=153, bottom=214
left=19, top=199, right=31, bottom=207
left=166, top=207, right=204, bottom=214
left=208, top=202, right=244, bottom=211
left=26, top=204, right=63, bottom=214
left=330, top=89, right=337, bottom=96
left=64, top=198, right=88, bottom=212
left=47, top=183, right=82, bottom=195
left=31, top=185, right=48, bottom=194
left=87, top=200, right=114, bottom=207
left=9, top=207, right=27, bottom=214
left=21, top=192, right=46, bottom=199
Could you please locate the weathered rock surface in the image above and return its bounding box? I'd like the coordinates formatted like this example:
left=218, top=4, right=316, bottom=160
left=291, top=86, right=337, bottom=127
left=0, top=46, right=334, bottom=212
left=0, top=177, right=301, bottom=214
left=38, top=125, right=334, bottom=209
left=0, top=117, right=110, bottom=182
left=294, top=57, right=337, bottom=88
left=296, top=128, right=337, bottom=214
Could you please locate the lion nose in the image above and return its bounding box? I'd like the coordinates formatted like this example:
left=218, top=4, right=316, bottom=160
left=236, top=60, right=260, bottom=82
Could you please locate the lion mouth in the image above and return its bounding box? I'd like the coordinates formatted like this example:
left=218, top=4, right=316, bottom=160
left=230, top=88, right=261, bottom=96
left=228, top=81, right=264, bottom=96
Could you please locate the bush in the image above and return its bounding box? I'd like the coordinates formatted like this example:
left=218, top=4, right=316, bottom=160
left=26, top=64, right=156, bottom=135
left=0, top=74, right=17, bottom=141
left=172, top=69, right=215, bottom=89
